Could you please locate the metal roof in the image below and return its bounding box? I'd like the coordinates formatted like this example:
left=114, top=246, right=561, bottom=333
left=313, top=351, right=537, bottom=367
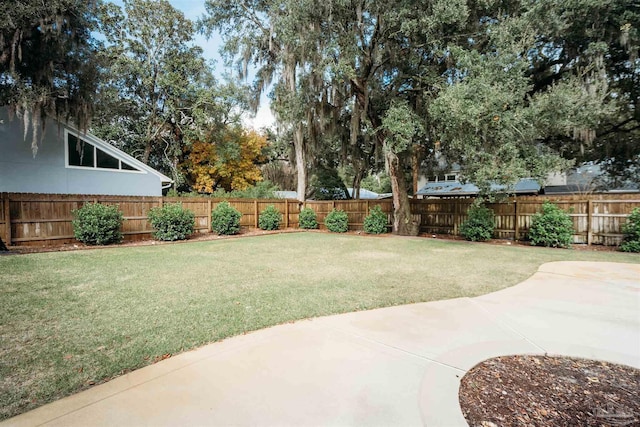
left=416, top=178, right=541, bottom=197
left=347, top=188, right=380, bottom=199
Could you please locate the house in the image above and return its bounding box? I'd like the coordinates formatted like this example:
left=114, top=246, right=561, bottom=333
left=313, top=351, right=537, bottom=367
left=542, top=163, right=639, bottom=195
left=416, top=178, right=541, bottom=198
left=0, top=107, right=172, bottom=196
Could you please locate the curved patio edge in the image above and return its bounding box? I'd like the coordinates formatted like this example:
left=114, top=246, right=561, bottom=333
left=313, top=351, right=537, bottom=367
left=3, top=261, right=639, bottom=427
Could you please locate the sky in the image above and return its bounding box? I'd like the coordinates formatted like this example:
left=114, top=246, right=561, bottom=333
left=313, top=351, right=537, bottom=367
left=113, top=0, right=275, bottom=130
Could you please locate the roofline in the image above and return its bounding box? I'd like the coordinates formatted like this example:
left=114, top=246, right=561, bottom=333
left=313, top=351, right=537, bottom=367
left=61, top=119, right=173, bottom=184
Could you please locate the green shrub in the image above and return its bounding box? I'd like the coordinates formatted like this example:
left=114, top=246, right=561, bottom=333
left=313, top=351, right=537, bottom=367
left=528, top=201, right=574, bottom=248
left=72, top=203, right=123, bottom=245
left=620, top=208, right=640, bottom=252
left=258, top=205, right=282, bottom=230
left=211, top=201, right=242, bottom=235
left=147, top=203, right=195, bottom=241
left=299, top=207, right=318, bottom=229
left=325, top=208, right=349, bottom=233
left=363, top=205, right=389, bottom=234
left=460, top=204, right=495, bottom=242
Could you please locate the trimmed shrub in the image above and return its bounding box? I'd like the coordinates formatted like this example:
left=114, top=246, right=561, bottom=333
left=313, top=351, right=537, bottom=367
left=620, top=208, right=640, bottom=252
left=460, top=204, right=495, bottom=242
left=147, top=203, right=195, bottom=241
left=325, top=208, right=348, bottom=233
left=258, top=205, right=281, bottom=230
left=72, top=203, right=123, bottom=245
left=363, top=205, right=389, bottom=234
left=211, top=201, right=242, bottom=235
left=528, top=201, right=574, bottom=248
left=299, top=207, right=318, bottom=229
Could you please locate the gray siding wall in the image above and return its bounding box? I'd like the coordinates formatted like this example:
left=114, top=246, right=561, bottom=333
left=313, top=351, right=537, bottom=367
left=0, top=108, right=164, bottom=196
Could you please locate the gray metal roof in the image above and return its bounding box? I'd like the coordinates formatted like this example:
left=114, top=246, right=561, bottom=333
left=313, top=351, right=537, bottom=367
left=347, top=188, right=380, bottom=199
left=416, top=178, right=541, bottom=197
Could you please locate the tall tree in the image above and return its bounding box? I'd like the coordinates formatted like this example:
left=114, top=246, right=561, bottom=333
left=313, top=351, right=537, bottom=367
left=93, top=0, right=210, bottom=184
left=1, top=0, right=102, bottom=154
left=1, top=0, right=102, bottom=249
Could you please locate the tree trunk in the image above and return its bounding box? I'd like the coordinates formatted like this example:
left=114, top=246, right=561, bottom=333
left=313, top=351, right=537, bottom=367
left=293, top=124, right=307, bottom=201
left=386, top=149, right=419, bottom=235
left=411, top=144, right=421, bottom=198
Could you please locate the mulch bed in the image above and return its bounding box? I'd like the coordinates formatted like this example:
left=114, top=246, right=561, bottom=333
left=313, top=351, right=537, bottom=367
left=1, top=229, right=620, bottom=255
left=459, top=355, right=640, bottom=427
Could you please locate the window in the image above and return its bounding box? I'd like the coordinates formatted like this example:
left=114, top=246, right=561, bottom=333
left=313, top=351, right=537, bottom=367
left=446, top=174, right=457, bottom=181
left=67, top=134, right=94, bottom=167
left=66, top=131, right=140, bottom=172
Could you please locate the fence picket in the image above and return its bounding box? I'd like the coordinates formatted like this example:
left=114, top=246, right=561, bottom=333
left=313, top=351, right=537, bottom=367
left=1, top=193, right=638, bottom=247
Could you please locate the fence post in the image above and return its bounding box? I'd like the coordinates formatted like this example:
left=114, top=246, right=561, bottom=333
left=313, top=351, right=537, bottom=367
left=207, top=199, right=212, bottom=232
left=587, top=199, right=593, bottom=246
left=453, top=200, right=459, bottom=235
left=514, top=198, right=519, bottom=241
left=158, top=197, right=163, bottom=208
left=2, top=193, right=11, bottom=246
left=285, top=199, right=289, bottom=228
left=254, top=200, right=258, bottom=228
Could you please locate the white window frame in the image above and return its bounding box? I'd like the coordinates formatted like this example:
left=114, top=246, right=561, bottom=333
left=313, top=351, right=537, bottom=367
left=64, top=129, right=145, bottom=174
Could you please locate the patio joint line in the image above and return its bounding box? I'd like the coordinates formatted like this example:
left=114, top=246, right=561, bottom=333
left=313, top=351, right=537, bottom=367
left=466, top=298, right=548, bottom=354
left=324, top=325, right=467, bottom=374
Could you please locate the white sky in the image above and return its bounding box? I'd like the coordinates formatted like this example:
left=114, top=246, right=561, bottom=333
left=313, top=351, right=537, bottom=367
left=112, top=0, right=275, bottom=130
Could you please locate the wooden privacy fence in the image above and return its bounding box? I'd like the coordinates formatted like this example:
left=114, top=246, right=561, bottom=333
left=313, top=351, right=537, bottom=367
left=1, top=192, right=639, bottom=247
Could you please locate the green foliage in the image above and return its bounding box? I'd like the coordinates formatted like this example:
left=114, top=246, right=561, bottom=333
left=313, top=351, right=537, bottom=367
left=72, top=203, right=123, bottom=245
left=381, top=101, right=424, bottom=154
left=528, top=202, right=574, bottom=248
left=620, top=208, right=640, bottom=253
left=361, top=173, right=392, bottom=194
left=211, top=181, right=279, bottom=199
left=460, top=204, right=495, bottom=242
left=363, top=206, right=389, bottom=234
left=298, top=207, right=318, bottom=229
left=211, top=201, right=242, bottom=235
left=147, top=203, right=195, bottom=241
left=310, top=167, right=348, bottom=200
left=325, top=209, right=349, bottom=233
left=1, top=0, right=100, bottom=154
left=258, top=205, right=282, bottom=230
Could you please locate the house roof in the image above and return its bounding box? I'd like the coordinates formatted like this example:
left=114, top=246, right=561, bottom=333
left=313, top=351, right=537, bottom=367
left=347, top=188, right=380, bottom=199
left=416, top=178, right=541, bottom=197
left=274, top=191, right=298, bottom=199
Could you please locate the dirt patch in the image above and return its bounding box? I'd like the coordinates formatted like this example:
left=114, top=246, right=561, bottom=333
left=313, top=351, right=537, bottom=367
left=459, top=355, right=640, bottom=427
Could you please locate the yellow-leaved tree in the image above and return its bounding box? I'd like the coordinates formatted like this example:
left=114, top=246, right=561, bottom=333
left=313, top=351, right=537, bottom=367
left=184, top=128, right=267, bottom=193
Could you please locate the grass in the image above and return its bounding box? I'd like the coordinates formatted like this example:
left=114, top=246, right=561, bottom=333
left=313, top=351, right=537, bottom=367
left=1, top=232, right=638, bottom=419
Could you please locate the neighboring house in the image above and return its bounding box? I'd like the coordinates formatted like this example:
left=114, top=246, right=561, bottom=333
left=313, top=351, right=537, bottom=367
left=0, top=107, right=172, bottom=196
left=542, top=163, right=639, bottom=195
left=416, top=178, right=541, bottom=198
left=274, top=190, right=299, bottom=199
left=416, top=161, right=638, bottom=198
left=275, top=188, right=392, bottom=200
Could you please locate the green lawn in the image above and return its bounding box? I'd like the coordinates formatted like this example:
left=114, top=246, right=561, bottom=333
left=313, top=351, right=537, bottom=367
left=1, top=233, right=638, bottom=419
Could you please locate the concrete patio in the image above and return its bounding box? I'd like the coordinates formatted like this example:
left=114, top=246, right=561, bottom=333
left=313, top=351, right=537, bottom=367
left=3, top=261, right=639, bottom=426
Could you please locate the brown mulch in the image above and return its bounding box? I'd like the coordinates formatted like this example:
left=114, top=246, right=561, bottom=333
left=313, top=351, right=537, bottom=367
left=2, top=229, right=619, bottom=255
left=459, top=355, right=640, bottom=427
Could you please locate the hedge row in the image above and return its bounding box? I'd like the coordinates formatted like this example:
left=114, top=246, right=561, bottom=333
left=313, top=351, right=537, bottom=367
left=71, top=202, right=640, bottom=252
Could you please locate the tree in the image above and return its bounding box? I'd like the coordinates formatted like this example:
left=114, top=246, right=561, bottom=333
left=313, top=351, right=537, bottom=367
left=1, top=0, right=103, bottom=248
left=93, top=0, right=210, bottom=184
left=184, top=128, right=268, bottom=193
left=1, top=0, right=102, bottom=155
